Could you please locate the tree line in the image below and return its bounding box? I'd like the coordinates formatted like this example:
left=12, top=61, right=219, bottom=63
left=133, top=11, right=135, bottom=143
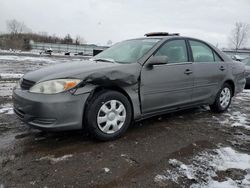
left=0, top=19, right=86, bottom=51
left=0, top=19, right=249, bottom=51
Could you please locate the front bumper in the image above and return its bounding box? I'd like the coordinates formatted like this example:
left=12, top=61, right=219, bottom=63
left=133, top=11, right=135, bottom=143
left=13, top=89, right=90, bottom=131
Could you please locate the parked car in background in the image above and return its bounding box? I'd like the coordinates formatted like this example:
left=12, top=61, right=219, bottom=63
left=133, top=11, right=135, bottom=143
left=40, top=48, right=53, bottom=55
left=231, top=55, right=245, bottom=62
left=64, top=51, right=70, bottom=56
left=243, top=57, right=250, bottom=88
left=74, top=52, right=84, bottom=56
left=13, top=32, right=246, bottom=141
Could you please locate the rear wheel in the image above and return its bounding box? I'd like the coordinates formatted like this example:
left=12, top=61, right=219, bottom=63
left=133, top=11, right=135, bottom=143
left=210, top=83, right=232, bottom=113
left=85, top=90, right=132, bottom=141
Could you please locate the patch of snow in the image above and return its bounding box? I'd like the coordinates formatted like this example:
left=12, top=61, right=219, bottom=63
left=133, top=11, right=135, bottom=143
left=0, top=55, right=58, bottom=63
left=227, top=111, right=250, bottom=130
left=0, top=73, right=23, bottom=79
left=213, top=91, right=250, bottom=130
left=192, top=178, right=239, bottom=188
left=0, top=103, right=14, bottom=115
left=121, top=154, right=138, bottom=165
left=155, top=147, right=250, bottom=188
left=214, top=147, right=250, bottom=171
left=235, top=90, right=250, bottom=101
left=38, top=154, right=73, bottom=164
left=169, top=158, right=182, bottom=167
left=0, top=81, right=16, bottom=97
left=154, top=174, right=171, bottom=186
left=0, top=55, right=83, bottom=64
left=103, top=167, right=110, bottom=173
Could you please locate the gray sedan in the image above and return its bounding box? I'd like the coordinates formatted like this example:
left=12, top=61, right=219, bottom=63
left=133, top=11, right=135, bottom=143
left=13, top=32, right=246, bottom=140
left=242, top=57, right=250, bottom=88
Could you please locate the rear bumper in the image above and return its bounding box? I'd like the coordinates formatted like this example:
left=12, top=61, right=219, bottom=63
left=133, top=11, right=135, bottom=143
left=246, top=77, right=250, bottom=87
left=13, top=89, right=90, bottom=131
left=235, top=76, right=246, bottom=95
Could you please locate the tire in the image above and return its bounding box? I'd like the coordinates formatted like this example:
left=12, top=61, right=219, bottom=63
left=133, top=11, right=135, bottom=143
left=210, top=83, right=232, bottom=113
left=85, top=90, right=132, bottom=141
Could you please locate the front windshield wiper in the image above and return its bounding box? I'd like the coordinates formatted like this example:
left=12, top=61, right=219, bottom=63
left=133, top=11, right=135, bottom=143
left=91, top=58, right=116, bottom=63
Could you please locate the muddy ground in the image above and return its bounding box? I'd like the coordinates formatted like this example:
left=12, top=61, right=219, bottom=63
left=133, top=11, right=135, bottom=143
left=0, top=54, right=250, bottom=188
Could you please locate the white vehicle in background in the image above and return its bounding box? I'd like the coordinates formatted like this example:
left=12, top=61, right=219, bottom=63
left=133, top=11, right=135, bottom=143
left=231, top=55, right=245, bottom=62
left=40, top=48, right=53, bottom=55
left=242, top=57, right=250, bottom=88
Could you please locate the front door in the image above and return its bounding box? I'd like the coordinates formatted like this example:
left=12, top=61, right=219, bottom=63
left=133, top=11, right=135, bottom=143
left=140, top=39, right=194, bottom=114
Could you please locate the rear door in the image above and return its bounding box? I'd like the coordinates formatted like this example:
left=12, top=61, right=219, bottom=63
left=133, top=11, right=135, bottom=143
left=140, top=39, right=194, bottom=114
left=188, top=40, right=227, bottom=103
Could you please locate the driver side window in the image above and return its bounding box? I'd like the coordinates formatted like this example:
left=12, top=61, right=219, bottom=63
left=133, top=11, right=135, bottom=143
left=154, top=40, right=188, bottom=63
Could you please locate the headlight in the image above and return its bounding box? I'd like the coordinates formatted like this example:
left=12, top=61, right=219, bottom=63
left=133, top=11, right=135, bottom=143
left=29, top=79, right=82, bottom=94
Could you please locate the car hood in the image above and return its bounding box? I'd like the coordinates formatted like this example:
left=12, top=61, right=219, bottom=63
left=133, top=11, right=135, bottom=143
left=23, top=60, right=141, bottom=86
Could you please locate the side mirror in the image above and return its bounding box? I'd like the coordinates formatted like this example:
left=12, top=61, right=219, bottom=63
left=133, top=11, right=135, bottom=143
left=147, top=56, right=168, bottom=67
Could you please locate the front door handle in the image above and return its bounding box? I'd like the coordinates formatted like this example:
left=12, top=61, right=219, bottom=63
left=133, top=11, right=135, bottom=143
left=219, top=66, right=225, bottom=71
left=184, top=69, right=193, bottom=75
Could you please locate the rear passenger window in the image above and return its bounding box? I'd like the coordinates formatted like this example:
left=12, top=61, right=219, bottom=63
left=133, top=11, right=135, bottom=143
left=155, top=40, right=188, bottom=63
left=190, top=40, right=215, bottom=62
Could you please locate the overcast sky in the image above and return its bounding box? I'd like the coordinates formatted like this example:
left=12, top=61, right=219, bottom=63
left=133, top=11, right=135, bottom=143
left=0, top=0, right=250, bottom=47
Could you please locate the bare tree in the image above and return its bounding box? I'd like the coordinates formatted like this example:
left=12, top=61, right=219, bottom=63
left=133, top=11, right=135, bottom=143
left=6, top=19, right=31, bottom=35
left=229, top=22, right=250, bottom=51
left=75, top=35, right=86, bottom=45
left=38, top=31, right=48, bottom=37
left=64, top=34, right=73, bottom=44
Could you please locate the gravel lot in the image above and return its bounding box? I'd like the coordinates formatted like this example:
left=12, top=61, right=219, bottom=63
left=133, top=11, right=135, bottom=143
left=0, top=54, right=250, bottom=188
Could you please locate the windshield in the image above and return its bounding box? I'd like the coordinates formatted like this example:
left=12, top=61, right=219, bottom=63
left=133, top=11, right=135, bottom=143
left=93, top=39, right=160, bottom=64
left=243, top=58, right=250, bottom=66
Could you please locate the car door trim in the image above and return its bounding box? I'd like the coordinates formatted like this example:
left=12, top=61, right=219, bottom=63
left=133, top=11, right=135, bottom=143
left=143, top=85, right=194, bottom=95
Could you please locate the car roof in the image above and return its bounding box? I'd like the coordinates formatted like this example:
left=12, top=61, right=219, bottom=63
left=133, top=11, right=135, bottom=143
left=132, top=33, right=231, bottom=62
left=132, top=35, right=183, bottom=41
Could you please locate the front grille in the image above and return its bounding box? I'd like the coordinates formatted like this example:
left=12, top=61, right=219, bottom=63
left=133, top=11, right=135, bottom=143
left=21, top=79, right=36, bottom=90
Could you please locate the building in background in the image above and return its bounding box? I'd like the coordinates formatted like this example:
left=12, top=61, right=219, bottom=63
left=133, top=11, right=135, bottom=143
left=222, top=49, right=250, bottom=60
left=30, top=41, right=108, bottom=56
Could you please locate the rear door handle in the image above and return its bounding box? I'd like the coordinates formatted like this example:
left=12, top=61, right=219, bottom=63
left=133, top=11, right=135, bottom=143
left=184, top=69, right=193, bottom=75
left=219, top=66, right=225, bottom=71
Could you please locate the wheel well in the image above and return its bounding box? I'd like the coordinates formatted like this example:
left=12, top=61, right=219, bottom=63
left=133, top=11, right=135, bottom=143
left=83, top=86, right=134, bottom=127
left=224, top=80, right=235, bottom=96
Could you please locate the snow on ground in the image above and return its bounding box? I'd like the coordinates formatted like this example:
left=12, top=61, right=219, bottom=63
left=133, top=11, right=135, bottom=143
left=230, top=112, right=249, bottom=130
left=0, top=73, right=23, bottom=79
left=0, top=103, right=14, bottom=115
left=37, top=154, right=73, bottom=164
left=0, top=55, right=75, bottom=63
left=235, top=89, right=250, bottom=102
left=154, top=147, right=250, bottom=188
left=217, top=110, right=250, bottom=130
left=0, top=55, right=86, bottom=63
left=0, top=81, right=16, bottom=97
left=103, top=167, right=110, bottom=173
left=210, top=90, right=250, bottom=130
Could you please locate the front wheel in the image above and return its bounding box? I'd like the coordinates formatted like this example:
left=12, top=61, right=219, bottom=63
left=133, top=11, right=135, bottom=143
left=210, top=83, right=232, bottom=113
left=85, top=90, right=132, bottom=141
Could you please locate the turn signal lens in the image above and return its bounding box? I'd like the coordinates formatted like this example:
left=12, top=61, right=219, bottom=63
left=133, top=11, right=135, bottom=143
left=64, top=81, right=79, bottom=90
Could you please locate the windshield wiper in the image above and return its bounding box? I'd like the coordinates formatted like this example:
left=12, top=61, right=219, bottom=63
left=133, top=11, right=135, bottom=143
left=92, top=58, right=116, bottom=63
